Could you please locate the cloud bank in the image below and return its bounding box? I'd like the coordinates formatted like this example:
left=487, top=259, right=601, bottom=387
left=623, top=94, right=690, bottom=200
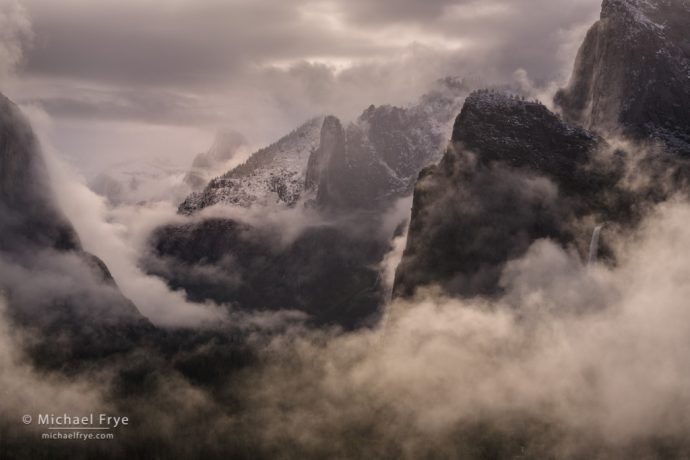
left=5, top=0, right=601, bottom=177
left=234, top=198, right=690, bottom=457
left=8, top=198, right=690, bottom=459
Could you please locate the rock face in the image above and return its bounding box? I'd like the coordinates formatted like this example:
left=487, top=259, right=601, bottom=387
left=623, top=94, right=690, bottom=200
left=309, top=78, right=469, bottom=211
left=311, top=103, right=444, bottom=211
left=555, top=0, right=690, bottom=153
left=394, top=91, right=630, bottom=298
left=0, top=93, right=151, bottom=365
left=395, top=0, right=690, bottom=300
left=0, top=94, right=80, bottom=253
left=146, top=217, right=389, bottom=329
left=309, top=111, right=408, bottom=211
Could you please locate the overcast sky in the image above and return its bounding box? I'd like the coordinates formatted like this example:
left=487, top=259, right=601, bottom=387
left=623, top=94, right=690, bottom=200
left=1, top=0, right=601, bottom=176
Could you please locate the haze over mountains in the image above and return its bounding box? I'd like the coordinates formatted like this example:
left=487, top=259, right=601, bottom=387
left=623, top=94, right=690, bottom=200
left=144, top=77, right=469, bottom=328
left=180, top=77, right=468, bottom=213
left=146, top=0, right=690, bottom=327
left=3, top=0, right=690, bottom=458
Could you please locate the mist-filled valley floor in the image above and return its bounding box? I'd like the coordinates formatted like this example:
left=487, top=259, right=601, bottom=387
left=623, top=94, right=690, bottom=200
left=3, top=0, right=690, bottom=459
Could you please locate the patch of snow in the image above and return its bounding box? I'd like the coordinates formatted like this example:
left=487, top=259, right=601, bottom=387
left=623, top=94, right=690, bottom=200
left=179, top=117, right=323, bottom=213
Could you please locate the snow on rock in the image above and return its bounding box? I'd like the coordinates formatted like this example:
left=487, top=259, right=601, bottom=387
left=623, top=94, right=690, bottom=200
left=602, top=0, right=669, bottom=33
left=179, top=77, right=470, bottom=215
left=179, top=117, right=323, bottom=214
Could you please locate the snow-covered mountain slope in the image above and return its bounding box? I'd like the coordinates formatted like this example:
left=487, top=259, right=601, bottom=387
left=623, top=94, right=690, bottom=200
left=178, top=77, right=470, bottom=214
left=179, top=117, right=323, bottom=213
left=555, top=0, right=690, bottom=154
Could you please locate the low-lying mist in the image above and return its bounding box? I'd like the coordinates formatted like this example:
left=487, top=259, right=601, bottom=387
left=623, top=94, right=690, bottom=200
left=231, top=198, right=690, bottom=458
left=5, top=186, right=690, bottom=459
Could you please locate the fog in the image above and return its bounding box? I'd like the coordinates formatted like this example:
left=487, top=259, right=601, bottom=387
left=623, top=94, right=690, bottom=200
left=0, top=294, right=106, bottom=427
left=230, top=198, right=690, bottom=457
left=0, top=1, right=30, bottom=81
left=6, top=195, right=690, bottom=457
left=4, top=1, right=690, bottom=457
left=5, top=102, right=690, bottom=456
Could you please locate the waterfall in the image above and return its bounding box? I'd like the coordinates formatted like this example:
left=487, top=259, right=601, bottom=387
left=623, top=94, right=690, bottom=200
left=588, top=225, right=604, bottom=265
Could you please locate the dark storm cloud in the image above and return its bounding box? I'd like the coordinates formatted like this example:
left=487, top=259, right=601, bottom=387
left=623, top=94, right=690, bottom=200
left=340, top=0, right=461, bottom=24
left=20, top=0, right=600, bottom=86
left=21, top=0, right=392, bottom=88
left=23, top=90, right=222, bottom=126
left=6, top=0, right=602, bottom=183
left=433, top=0, right=602, bottom=81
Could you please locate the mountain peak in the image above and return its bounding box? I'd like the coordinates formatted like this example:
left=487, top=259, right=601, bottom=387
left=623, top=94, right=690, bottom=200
left=602, top=0, right=689, bottom=17
left=461, top=90, right=543, bottom=114
left=555, top=0, right=690, bottom=153
left=601, top=0, right=672, bottom=31
left=179, top=117, right=323, bottom=213
left=602, top=0, right=656, bottom=16
left=600, top=0, right=690, bottom=39
left=452, top=90, right=570, bottom=147
left=448, top=90, right=596, bottom=194
left=394, top=91, right=610, bottom=300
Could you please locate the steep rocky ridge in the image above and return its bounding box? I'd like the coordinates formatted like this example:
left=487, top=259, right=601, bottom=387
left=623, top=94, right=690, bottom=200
left=301, top=78, right=469, bottom=211
left=394, top=91, right=634, bottom=299
left=0, top=94, right=80, bottom=253
left=0, top=93, right=152, bottom=365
